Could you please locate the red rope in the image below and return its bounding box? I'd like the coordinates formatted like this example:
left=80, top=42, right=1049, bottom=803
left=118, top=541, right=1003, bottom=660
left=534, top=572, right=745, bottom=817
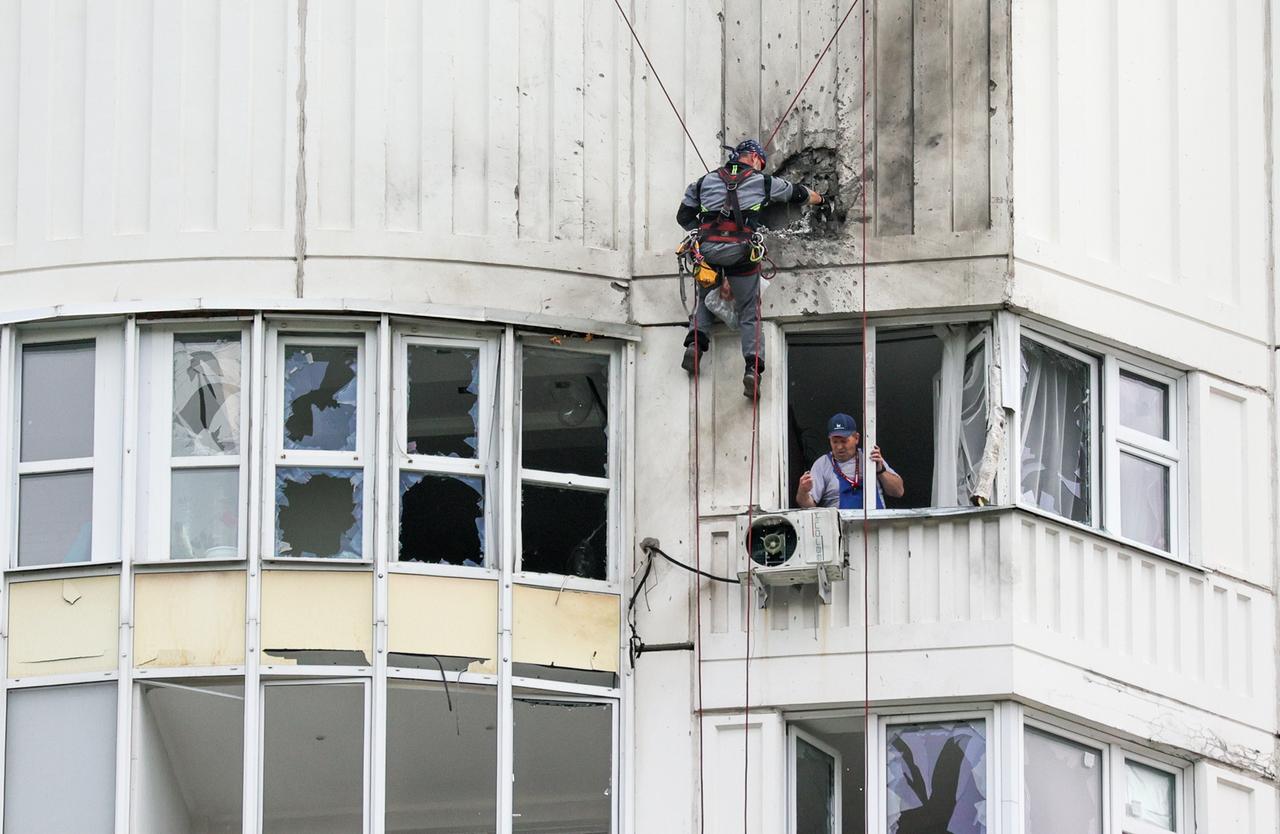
left=610, top=0, right=710, bottom=172
left=691, top=309, right=707, bottom=834
left=743, top=291, right=763, bottom=832
left=763, top=0, right=864, bottom=152
left=859, top=2, right=872, bottom=832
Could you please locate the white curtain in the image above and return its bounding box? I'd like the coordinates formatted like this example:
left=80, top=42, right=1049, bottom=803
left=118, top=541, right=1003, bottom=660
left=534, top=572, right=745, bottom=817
left=1020, top=340, right=1092, bottom=523
left=933, top=325, right=990, bottom=506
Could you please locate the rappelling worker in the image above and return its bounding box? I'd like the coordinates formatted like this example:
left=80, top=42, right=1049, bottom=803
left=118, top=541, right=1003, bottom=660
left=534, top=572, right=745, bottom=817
left=677, top=138, right=827, bottom=397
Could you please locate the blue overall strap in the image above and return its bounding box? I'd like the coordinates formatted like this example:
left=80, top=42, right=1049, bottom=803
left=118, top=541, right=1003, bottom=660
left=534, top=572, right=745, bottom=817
left=829, top=452, right=882, bottom=510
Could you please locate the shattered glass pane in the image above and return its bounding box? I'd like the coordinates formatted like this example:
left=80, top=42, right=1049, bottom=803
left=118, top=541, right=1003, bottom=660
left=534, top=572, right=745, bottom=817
left=171, top=468, right=239, bottom=559
left=887, top=720, right=987, bottom=834
left=18, top=472, right=93, bottom=566
left=1120, top=453, right=1170, bottom=551
left=21, top=340, right=95, bottom=462
left=521, top=485, right=607, bottom=579
left=173, top=333, right=242, bottom=456
left=1126, top=760, right=1176, bottom=829
left=795, top=737, right=837, bottom=834
left=513, top=699, right=612, bottom=833
left=386, top=682, right=497, bottom=833
left=275, top=468, right=363, bottom=559
left=1024, top=728, right=1102, bottom=834
left=398, top=472, right=485, bottom=566
left=521, top=349, right=609, bottom=477
left=1120, top=371, right=1169, bottom=439
left=283, top=344, right=358, bottom=451
left=1020, top=339, right=1092, bottom=524
left=407, top=345, right=480, bottom=458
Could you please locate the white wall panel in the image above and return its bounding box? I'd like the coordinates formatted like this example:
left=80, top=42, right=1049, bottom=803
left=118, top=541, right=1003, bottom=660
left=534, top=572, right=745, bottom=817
left=0, top=0, right=298, bottom=282
left=1012, top=0, right=1269, bottom=342
left=1196, top=763, right=1278, bottom=834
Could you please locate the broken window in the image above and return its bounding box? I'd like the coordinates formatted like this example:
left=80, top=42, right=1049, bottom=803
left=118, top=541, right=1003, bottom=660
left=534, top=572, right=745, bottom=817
left=386, top=682, right=497, bottom=832
left=283, top=343, right=358, bottom=451
left=17, top=340, right=96, bottom=565
left=5, top=682, right=116, bottom=833
left=886, top=719, right=987, bottom=834
left=400, top=473, right=484, bottom=566
left=513, top=698, right=612, bottom=833
left=520, top=485, right=608, bottom=579
left=397, top=337, right=491, bottom=567
left=1024, top=727, right=1103, bottom=834
left=275, top=468, right=364, bottom=559
left=262, top=682, right=366, bottom=831
left=133, top=680, right=244, bottom=832
left=786, top=322, right=993, bottom=511
left=520, top=344, right=612, bottom=579
left=1020, top=335, right=1096, bottom=524
left=1126, top=760, right=1177, bottom=831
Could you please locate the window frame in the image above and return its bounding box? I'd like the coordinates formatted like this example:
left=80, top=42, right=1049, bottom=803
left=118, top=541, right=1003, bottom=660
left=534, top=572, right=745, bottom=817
left=514, top=336, right=621, bottom=590
left=1017, top=324, right=1189, bottom=559
left=8, top=325, right=125, bottom=568
left=263, top=325, right=377, bottom=564
left=391, top=329, right=500, bottom=576
left=138, top=322, right=253, bottom=564
left=787, top=724, right=842, bottom=834
left=779, top=312, right=999, bottom=515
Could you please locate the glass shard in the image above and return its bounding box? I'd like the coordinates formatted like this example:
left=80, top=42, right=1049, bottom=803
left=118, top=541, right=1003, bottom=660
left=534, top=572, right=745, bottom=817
left=173, top=333, right=242, bottom=456
left=1024, top=728, right=1102, bottom=834
left=171, top=468, right=240, bottom=559
left=21, top=340, right=95, bottom=462
left=406, top=345, right=480, bottom=458
left=18, top=471, right=93, bottom=566
left=398, top=472, right=484, bottom=566
left=275, top=468, right=363, bottom=559
left=283, top=345, right=358, bottom=451
left=521, top=349, right=609, bottom=477
left=1020, top=339, right=1093, bottom=524
left=513, top=699, right=612, bottom=833
left=521, top=485, right=607, bottom=579
left=887, top=720, right=987, bottom=834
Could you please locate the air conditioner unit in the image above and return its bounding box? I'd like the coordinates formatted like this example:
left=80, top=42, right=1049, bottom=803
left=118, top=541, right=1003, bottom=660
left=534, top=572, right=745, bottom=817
left=736, top=508, right=845, bottom=607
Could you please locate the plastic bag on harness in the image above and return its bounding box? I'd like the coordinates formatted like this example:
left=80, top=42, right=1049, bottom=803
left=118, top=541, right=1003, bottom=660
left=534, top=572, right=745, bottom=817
left=702, top=281, right=739, bottom=330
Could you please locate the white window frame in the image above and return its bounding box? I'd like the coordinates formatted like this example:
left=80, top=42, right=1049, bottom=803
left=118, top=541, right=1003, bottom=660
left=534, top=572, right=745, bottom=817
left=8, top=325, right=125, bottom=568
left=779, top=313, right=999, bottom=515
left=263, top=325, right=377, bottom=563
left=514, top=337, right=621, bottom=591
left=138, top=323, right=252, bottom=563
left=1023, top=712, right=1192, bottom=834
left=391, top=329, right=500, bottom=576
left=788, top=724, right=842, bottom=834
left=258, top=677, right=372, bottom=834
left=1017, top=324, right=1188, bottom=559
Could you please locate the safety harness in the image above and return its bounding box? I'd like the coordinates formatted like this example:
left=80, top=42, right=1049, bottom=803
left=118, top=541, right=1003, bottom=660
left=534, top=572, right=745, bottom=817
left=696, top=165, right=772, bottom=245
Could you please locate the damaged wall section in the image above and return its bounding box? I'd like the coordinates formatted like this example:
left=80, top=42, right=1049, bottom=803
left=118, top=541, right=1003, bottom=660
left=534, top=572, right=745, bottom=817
left=388, top=574, right=497, bottom=673
left=260, top=570, right=373, bottom=666
left=7, top=575, right=120, bottom=678
left=133, top=571, right=246, bottom=668
left=512, top=586, right=619, bottom=681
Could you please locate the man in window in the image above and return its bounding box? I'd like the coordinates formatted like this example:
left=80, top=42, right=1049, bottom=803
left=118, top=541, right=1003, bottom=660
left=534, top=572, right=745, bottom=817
left=796, top=413, right=905, bottom=509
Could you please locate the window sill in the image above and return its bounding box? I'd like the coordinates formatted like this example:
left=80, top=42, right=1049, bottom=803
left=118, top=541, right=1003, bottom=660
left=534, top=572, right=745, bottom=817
left=132, top=557, right=248, bottom=572
left=260, top=557, right=374, bottom=570
left=5, top=560, right=122, bottom=578
left=512, top=572, right=620, bottom=596
left=388, top=561, right=498, bottom=580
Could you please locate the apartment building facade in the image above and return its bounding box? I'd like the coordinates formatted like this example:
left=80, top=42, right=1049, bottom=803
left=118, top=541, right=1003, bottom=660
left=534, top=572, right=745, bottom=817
left=0, top=0, right=1275, bottom=832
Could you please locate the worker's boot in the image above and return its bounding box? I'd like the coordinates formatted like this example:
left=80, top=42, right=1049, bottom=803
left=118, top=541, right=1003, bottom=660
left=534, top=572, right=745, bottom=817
left=682, top=336, right=709, bottom=376
left=742, top=356, right=765, bottom=399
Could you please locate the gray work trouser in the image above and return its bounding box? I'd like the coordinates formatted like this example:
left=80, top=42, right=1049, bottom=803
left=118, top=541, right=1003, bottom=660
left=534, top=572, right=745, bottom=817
left=685, top=271, right=763, bottom=367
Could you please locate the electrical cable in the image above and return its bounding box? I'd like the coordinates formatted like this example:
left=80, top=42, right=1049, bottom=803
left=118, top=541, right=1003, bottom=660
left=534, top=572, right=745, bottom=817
left=646, top=543, right=740, bottom=584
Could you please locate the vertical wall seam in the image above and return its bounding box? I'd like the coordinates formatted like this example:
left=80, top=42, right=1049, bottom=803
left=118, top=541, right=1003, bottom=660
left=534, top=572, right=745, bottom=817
left=294, top=0, right=308, bottom=298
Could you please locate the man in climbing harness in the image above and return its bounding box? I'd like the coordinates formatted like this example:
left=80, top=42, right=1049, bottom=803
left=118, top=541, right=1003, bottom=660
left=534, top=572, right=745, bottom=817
left=796, top=413, right=905, bottom=510
left=677, top=138, right=827, bottom=397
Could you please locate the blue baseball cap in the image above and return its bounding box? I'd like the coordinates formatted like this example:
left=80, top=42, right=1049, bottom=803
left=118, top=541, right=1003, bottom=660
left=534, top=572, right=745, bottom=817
left=827, top=413, right=858, bottom=437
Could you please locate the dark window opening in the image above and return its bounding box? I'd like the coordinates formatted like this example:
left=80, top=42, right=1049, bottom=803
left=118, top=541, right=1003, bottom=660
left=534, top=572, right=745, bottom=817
left=789, top=718, right=866, bottom=834
left=406, top=345, right=480, bottom=458
left=521, top=485, right=607, bottom=579
left=275, top=468, right=363, bottom=559
left=521, top=349, right=609, bottom=477
left=787, top=331, right=864, bottom=509
left=398, top=473, right=485, bottom=566
left=874, top=328, right=943, bottom=509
